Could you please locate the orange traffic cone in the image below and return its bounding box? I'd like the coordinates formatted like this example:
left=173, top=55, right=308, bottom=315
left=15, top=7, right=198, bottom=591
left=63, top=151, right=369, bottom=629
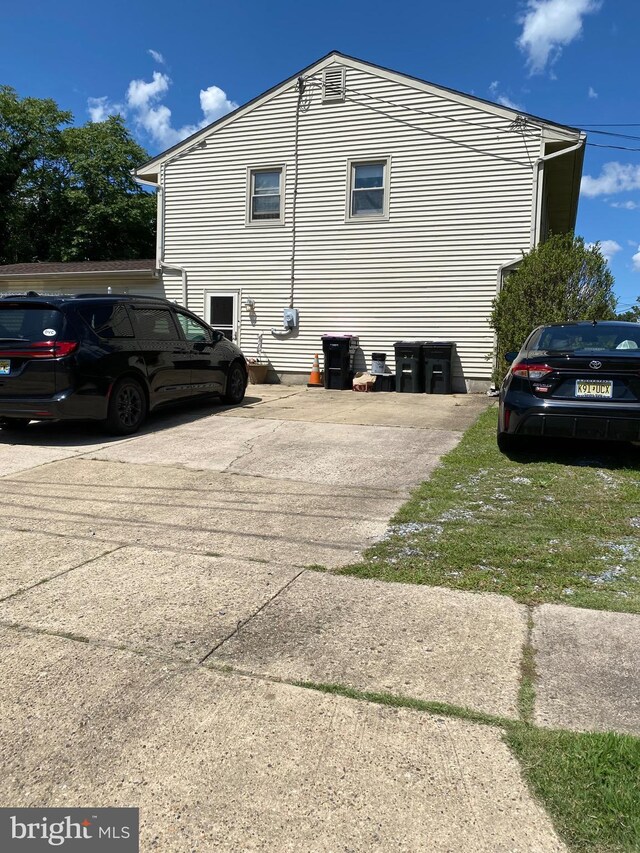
left=307, top=353, right=323, bottom=388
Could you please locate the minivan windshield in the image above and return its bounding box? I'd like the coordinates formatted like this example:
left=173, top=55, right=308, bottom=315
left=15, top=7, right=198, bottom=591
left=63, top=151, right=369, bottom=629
left=0, top=305, right=65, bottom=343
left=531, top=324, right=640, bottom=354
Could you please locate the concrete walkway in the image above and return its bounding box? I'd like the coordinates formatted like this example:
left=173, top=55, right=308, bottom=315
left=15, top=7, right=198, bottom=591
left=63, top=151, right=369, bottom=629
left=0, top=385, right=632, bottom=849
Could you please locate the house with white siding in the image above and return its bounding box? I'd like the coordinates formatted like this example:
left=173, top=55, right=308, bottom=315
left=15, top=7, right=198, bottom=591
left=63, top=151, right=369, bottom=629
left=135, top=51, right=585, bottom=391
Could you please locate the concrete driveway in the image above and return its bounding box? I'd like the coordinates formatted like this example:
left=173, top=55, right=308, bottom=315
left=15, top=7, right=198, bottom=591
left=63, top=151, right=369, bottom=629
left=0, top=387, right=567, bottom=851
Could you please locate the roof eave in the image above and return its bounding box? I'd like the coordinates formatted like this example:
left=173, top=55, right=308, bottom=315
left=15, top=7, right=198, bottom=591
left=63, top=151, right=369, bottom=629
left=0, top=269, right=159, bottom=281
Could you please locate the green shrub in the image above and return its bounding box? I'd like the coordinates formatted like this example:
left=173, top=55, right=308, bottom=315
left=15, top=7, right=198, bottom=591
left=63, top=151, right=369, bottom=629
left=490, top=234, right=616, bottom=384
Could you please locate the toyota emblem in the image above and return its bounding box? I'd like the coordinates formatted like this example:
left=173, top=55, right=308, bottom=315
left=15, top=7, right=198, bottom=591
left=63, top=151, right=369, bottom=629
left=589, top=360, right=602, bottom=370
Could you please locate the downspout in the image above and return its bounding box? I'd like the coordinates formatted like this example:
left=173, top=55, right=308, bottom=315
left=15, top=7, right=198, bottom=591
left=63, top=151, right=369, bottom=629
left=134, top=164, right=189, bottom=307
left=529, top=134, right=586, bottom=248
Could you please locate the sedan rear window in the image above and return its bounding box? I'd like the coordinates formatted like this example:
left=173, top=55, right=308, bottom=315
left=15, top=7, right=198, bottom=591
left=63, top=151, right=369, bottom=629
left=533, top=324, right=640, bottom=353
left=0, top=305, right=65, bottom=342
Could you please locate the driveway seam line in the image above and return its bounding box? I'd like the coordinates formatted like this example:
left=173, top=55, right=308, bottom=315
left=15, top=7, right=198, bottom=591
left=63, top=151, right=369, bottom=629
left=0, top=620, right=200, bottom=665
left=198, top=567, right=308, bottom=664
left=0, top=543, right=127, bottom=604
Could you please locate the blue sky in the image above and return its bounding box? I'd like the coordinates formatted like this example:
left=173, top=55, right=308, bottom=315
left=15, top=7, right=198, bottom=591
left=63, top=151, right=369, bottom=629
left=2, top=0, right=638, bottom=308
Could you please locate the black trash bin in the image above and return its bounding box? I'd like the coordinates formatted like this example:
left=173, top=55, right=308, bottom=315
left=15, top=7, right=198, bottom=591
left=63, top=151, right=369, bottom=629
left=321, top=335, right=359, bottom=390
left=422, top=342, right=454, bottom=394
left=394, top=341, right=425, bottom=393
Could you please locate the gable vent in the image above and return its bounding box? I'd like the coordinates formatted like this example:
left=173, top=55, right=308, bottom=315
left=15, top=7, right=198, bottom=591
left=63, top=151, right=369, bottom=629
left=322, top=66, right=346, bottom=103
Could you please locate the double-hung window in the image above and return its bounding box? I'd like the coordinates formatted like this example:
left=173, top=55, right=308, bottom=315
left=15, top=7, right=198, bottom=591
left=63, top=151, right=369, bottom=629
left=348, top=159, right=390, bottom=220
left=248, top=167, right=284, bottom=224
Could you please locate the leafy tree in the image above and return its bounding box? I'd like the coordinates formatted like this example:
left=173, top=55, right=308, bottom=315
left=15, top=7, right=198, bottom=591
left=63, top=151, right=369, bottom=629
left=0, top=86, right=71, bottom=263
left=490, top=234, right=617, bottom=383
left=616, top=297, right=640, bottom=323
left=59, top=117, right=156, bottom=261
left=0, top=89, right=155, bottom=264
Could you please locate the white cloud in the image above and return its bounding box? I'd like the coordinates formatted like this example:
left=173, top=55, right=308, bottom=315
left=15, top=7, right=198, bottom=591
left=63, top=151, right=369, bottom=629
left=126, top=71, right=170, bottom=110
left=633, top=246, right=640, bottom=272
left=488, top=81, right=524, bottom=111
left=581, top=162, right=640, bottom=197
left=588, top=85, right=598, bottom=98
left=199, top=85, right=237, bottom=123
left=610, top=200, right=638, bottom=210
left=124, top=71, right=238, bottom=149
left=597, top=240, right=622, bottom=262
left=88, top=57, right=238, bottom=150
left=148, top=49, right=166, bottom=65
left=87, top=96, right=124, bottom=123
left=517, top=0, right=602, bottom=74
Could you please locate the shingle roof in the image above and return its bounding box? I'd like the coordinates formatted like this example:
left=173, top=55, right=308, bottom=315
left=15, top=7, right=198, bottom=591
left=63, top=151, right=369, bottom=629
left=0, top=260, right=157, bottom=276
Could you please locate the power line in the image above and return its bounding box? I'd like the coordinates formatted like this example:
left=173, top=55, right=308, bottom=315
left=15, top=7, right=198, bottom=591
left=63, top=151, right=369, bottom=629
left=342, top=89, right=532, bottom=168
left=586, top=142, right=640, bottom=152
left=581, top=129, right=640, bottom=141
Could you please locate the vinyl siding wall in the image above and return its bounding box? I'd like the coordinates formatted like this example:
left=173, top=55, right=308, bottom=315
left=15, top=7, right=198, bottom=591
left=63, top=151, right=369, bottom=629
left=162, top=63, right=542, bottom=387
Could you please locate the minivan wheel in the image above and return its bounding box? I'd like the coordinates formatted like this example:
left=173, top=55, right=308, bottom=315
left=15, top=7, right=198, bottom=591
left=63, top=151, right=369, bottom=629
left=224, top=362, right=247, bottom=405
left=0, top=417, right=30, bottom=431
left=106, top=377, right=147, bottom=435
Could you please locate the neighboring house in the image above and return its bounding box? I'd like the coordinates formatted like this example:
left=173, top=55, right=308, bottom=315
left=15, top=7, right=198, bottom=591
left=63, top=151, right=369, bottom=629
left=0, top=260, right=162, bottom=297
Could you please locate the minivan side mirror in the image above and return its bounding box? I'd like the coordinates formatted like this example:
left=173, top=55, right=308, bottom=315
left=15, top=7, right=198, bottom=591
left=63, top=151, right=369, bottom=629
left=504, top=351, right=518, bottom=364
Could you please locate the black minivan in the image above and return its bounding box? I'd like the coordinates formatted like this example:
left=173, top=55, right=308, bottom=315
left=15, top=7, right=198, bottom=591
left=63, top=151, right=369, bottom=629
left=0, top=294, right=248, bottom=435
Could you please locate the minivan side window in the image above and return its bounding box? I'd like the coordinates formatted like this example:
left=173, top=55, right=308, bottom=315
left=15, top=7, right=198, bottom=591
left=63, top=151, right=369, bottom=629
left=175, top=312, right=213, bottom=344
left=131, top=307, right=180, bottom=341
left=76, top=303, right=134, bottom=338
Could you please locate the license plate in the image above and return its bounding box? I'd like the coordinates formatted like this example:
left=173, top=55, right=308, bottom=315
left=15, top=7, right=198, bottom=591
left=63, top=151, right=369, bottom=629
left=0, top=359, right=10, bottom=375
left=576, top=379, right=613, bottom=398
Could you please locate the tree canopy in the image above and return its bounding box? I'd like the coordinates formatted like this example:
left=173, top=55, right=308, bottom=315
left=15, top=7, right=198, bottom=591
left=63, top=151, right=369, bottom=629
left=490, top=233, right=617, bottom=383
left=0, top=87, right=155, bottom=264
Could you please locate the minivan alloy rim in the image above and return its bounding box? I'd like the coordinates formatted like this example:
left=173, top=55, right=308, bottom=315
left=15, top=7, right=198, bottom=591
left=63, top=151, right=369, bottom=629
left=117, top=386, right=142, bottom=427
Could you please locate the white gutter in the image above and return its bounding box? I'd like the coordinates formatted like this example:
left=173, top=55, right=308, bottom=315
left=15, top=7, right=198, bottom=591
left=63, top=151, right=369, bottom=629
left=529, top=134, right=586, bottom=249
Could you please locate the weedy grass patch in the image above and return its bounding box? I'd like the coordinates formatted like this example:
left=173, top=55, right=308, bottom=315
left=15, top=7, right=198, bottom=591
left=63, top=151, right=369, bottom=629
left=339, top=408, right=640, bottom=612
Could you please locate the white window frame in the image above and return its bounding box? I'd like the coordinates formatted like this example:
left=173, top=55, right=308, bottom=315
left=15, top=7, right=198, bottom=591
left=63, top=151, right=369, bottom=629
left=246, top=165, right=285, bottom=226
left=346, top=157, right=391, bottom=223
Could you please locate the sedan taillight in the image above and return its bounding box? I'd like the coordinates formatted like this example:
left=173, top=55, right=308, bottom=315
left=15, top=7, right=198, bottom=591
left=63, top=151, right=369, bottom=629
left=512, top=362, right=554, bottom=381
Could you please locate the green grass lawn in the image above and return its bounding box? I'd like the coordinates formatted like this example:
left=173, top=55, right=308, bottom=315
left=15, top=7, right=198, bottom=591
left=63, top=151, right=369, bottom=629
left=296, top=680, right=640, bottom=853
left=339, top=407, right=640, bottom=612
left=506, top=726, right=640, bottom=853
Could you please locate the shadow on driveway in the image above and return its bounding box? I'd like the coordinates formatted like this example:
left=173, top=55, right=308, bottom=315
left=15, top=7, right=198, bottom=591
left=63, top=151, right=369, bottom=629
left=0, top=394, right=269, bottom=450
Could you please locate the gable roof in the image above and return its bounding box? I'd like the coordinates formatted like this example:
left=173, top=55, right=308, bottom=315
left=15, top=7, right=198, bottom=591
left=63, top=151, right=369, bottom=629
left=135, top=50, right=582, bottom=181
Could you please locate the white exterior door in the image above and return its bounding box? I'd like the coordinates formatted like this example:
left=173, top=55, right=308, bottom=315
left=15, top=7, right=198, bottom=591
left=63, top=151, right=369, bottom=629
left=205, top=291, right=239, bottom=343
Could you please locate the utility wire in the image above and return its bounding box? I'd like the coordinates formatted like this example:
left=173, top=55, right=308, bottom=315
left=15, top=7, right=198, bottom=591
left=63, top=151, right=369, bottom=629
left=307, top=74, right=640, bottom=153
left=342, top=90, right=533, bottom=168
left=586, top=142, right=640, bottom=152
